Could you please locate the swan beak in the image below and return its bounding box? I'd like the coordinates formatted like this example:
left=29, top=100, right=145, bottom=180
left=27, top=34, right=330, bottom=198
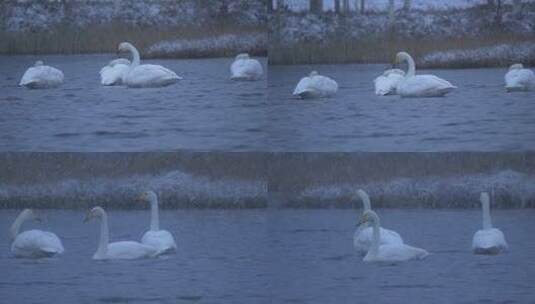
left=83, top=213, right=91, bottom=223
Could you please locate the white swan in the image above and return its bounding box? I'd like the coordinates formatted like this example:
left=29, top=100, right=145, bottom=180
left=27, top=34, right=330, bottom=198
left=10, top=209, right=64, bottom=258
left=360, top=210, right=429, bottom=263
left=19, top=61, right=64, bottom=89
left=395, top=52, right=456, bottom=97
left=230, top=53, right=263, bottom=81
left=100, top=58, right=131, bottom=86
left=504, top=63, right=535, bottom=92
left=353, top=189, right=403, bottom=255
left=118, top=42, right=182, bottom=88
left=374, top=68, right=405, bottom=95
left=472, top=192, right=508, bottom=255
left=84, top=206, right=158, bottom=260
left=139, top=191, right=177, bottom=255
left=293, top=71, right=338, bottom=99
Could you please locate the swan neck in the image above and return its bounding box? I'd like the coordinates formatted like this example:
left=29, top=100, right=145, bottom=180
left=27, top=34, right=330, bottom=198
left=482, top=198, right=493, bottom=230
left=150, top=197, right=159, bottom=231
left=128, top=45, right=140, bottom=67
left=97, top=213, right=109, bottom=256
left=370, top=218, right=380, bottom=256
left=362, top=197, right=371, bottom=211
left=406, top=55, right=416, bottom=77
left=10, top=211, right=29, bottom=240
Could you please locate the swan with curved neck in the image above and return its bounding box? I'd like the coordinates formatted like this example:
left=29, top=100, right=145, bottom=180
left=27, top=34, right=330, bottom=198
left=395, top=51, right=456, bottom=97
left=293, top=70, right=338, bottom=99
left=10, top=209, right=64, bottom=258
left=360, top=210, right=428, bottom=263
left=19, top=60, right=64, bottom=89
left=117, top=42, right=182, bottom=88
left=84, top=206, right=157, bottom=260
left=139, top=191, right=177, bottom=255
left=504, top=63, right=535, bottom=92
left=353, top=189, right=403, bottom=255
left=230, top=53, right=263, bottom=81
left=472, top=192, right=508, bottom=255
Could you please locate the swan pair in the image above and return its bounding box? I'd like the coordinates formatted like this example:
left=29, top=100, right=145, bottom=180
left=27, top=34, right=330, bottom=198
left=230, top=53, right=263, bottom=81
left=354, top=189, right=428, bottom=263
left=84, top=190, right=177, bottom=260
left=374, top=52, right=457, bottom=97
left=19, top=61, right=64, bottom=89
left=504, top=64, right=535, bottom=92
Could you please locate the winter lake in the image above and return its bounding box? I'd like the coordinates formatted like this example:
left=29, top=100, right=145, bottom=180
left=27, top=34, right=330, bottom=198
left=0, top=55, right=267, bottom=151
left=267, top=64, right=535, bottom=151
left=2, top=209, right=534, bottom=304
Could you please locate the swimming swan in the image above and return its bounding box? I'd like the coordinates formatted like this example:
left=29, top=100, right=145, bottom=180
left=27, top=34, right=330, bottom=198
left=374, top=68, right=405, bottom=95
left=360, top=210, right=429, bottom=263
left=84, top=206, right=158, bottom=260
left=353, top=189, right=403, bottom=255
left=293, top=71, right=338, bottom=99
left=19, top=61, right=64, bottom=89
left=504, top=63, right=535, bottom=92
left=230, top=53, right=263, bottom=81
left=139, top=191, right=177, bottom=255
left=10, top=209, right=64, bottom=258
left=472, top=192, right=508, bottom=255
left=395, top=52, right=456, bottom=97
left=100, top=58, right=131, bottom=86
left=118, top=42, right=182, bottom=88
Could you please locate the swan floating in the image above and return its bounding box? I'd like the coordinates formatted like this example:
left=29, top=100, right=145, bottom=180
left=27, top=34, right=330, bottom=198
left=118, top=42, right=182, bottom=88
left=139, top=191, right=177, bottom=255
left=293, top=71, right=338, bottom=99
left=374, top=68, right=405, bottom=96
left=472, top=192, right=508, bottom=255
left=230, top=53, right=263, bottom=81
left=10, top=209, right=64, bottom=258
left=504, top=63, right=535, bottom=92
left=395, top=52, right=456, bottom=97
left=100, top=58, right=131, bottom=86
left=84, top=206, right=158, bottom=260
left=360, top=210, right=429, bottom=263
left=353, top=189, right=403, bottom=255
left=19, top=61, right=64, bottom=89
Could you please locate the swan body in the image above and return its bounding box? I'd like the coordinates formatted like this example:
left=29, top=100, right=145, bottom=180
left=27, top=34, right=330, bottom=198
left=374, top=69, right=405, bottom=95
left=353, top=189, right=403, bottom=255
left=472, top=192, right=508, bottom=255
left=360, top=210, right=428, bottom=263
left=118, top=42, right=182, bottom=88
left=230, top=53, right=263, bottom=81
left=10, top=209, right=64, bottom=258
left=139, top=191, right=177, bottom=255
left=100, top=58, right=131, bottom=86
left=504, top=63, right=535, bottom=92
left=84, top=206, right=158, bottom=260
left=395, top=52, right=456, bottom=97
left=19, top=61, right=64, bottom=89
left=293, top=71, right=338, bottom=99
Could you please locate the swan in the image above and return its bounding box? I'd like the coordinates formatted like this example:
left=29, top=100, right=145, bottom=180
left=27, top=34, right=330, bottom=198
left=118, top=42, right=182, bottom=88
left=293, top=71, right=338, bottom=99
left=230, top=53, right=263, bottom=81
left=19, top=61, right=64, bottom=89
left=100, top=58, right=131, bottom=86
left=360, top=210, right=429, bottom=263
left=374, top=68, right=405, bottom=96
left=84, top=206, right=158, bottom=260
left=353, top=189, right=403, bottom=255
left=395, top=52, right=456, bottom=97
left=472, top=192, right=508, bottom=255
left=504, top=63, right=535, bottom=92
left=10, top=209, right=64, bottom=258
left=139, top=191, right=177, bottom=255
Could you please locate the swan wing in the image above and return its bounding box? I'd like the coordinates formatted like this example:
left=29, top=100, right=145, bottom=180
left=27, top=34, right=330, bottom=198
left=141, top=230, right=177, bottom=255
left=366, top=243, right=428, bottom=262
left=397, top=75, right=455, bottom=97
left=293, top=75, right=337, bottom=98
left=374, top=73, right=404, bottom=96
left=505, top=69, right=535, bottom=91
left=354, top=226, right=404, bottom=254
left=125, top=64, right=181, bottom=88
left=231, top=59, right=263, bottom=80
left=472, top=228, right=508, bottom=254
left=11, top=230, right=64, bottom=258
left=106, top=241, right=158, bottom=259
left=20, top=66, right=64, bottom=89
left=100, top=64, right=129, bottom=86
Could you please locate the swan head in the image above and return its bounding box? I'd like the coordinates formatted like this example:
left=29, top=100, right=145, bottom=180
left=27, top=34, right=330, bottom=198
left=236, top=53, right=250, bottom=60
left=309, top=71, right=319, bottom=77
left=509, top=63, right=524, bottom=71
left=118, top=42, right=135, bottom=53
left=20, top=208, right=42, bottom=223
left=480, top=192, right=490, bottom=205
left=395, top=51, right=412, bottom=64
left=83, top=206, right=106, bottom=223
left=139, top=190, right=158, bottom=204
left=359, top=210, right=380, bottom=226
left=34, top=61, right=44, bottom=67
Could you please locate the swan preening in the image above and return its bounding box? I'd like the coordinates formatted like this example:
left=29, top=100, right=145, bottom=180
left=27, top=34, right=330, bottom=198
left=293, top=71, right=338, bottom=99
left=353, top=189, right=403, bottom=255
left=19, top=61, right=64, bottom=89
left=374, top=68, right=405, bottom=96
left=505, top=63, right=535, bottom=92
left=230, top=53, right=263, bottom=81
left=118, top=42, right=182, bottom=88
left=395, top=52, right=456, bottom=97
left=100, top=58, right=131, bottom=86
left=472, top=192, right=508, bottom=255
left=84, top=206, right=158, bottom=260
left=10, top=209, right=64, bottom=258
left=139, top=191, right=177, bottom=255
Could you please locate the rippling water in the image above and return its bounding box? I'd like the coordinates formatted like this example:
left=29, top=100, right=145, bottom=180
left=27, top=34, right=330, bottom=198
left=267, top=64, right=535, bottom=151
left=0, top=55, right=267, bottom=151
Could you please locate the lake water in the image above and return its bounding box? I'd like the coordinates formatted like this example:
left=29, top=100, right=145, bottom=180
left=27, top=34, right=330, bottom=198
left=0, top=55, right=267, bottom=151
left=2, top=209, right=534, bottom=303
left=267, top=64, right=535, bottom=151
